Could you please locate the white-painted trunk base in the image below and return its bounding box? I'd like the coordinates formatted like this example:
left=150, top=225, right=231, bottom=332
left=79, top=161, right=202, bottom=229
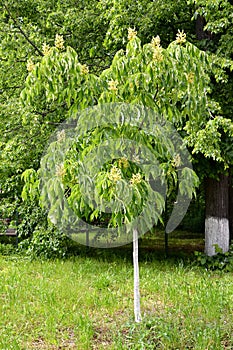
left=205, top=216, right=229, bottom=256
left=133, top=228, right=141, bottom=323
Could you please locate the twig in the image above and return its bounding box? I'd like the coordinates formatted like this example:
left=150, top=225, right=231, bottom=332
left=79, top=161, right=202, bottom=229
left=3, top=3, right=43, bottom=57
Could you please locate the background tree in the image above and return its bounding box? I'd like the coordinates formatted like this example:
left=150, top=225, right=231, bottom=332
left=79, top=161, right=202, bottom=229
left=188, top=0, right=233, bottom=254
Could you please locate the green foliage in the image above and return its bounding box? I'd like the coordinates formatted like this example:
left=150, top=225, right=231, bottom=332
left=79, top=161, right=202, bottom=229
left=20, top=32, right=225, bottom=243
left=16, top=202, right=47, bottom=239
left=21, top=168, right=39, bottom=202
left=17, top=181, right=70, bottom=259
left=1, top=0, right=233, bottom=253
left=101, top=0, right=196, bottom=51
left=0, top=0, right=111, bottom=228
left=190, top=0, right=233, bottom=57
left=0, top=201, right=17, bottom=222
left=187, top=0, right=233, bottom=179
left=18, top=226, right=70, bottom=260
left=21, top=32, right=232, bottom=171
left=0, top=243, right=16, bottom=256
left=195, top=244, right=233, bottom=271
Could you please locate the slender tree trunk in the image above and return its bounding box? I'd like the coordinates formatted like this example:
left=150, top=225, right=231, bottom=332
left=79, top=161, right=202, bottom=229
left=205, top=174, right=230, bottom=256
left=133, top=228, right=141, bottom=323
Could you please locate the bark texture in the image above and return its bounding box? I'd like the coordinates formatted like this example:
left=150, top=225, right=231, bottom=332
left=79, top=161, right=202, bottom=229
left=195, top=14, right=213, bottom=41
left=205, top=217, right=229, bottom=256
left=229, top=175, right=233, bottom=242
left=205, top=174, right=230, bottom=256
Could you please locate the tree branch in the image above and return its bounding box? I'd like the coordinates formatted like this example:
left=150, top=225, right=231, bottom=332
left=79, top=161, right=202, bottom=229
left=3, top=125, right=22, bottom=134
left=3, top=3, right=44, bottom=57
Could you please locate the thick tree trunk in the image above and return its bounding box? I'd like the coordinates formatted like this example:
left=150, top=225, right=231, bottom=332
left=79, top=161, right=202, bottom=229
left=195, top=14, right=213, bottom=41
left=133, top=228, right=141, bottom=323
left=205, top=174, right=230, bottom=256
left=229, top=175, right=233, bottom=243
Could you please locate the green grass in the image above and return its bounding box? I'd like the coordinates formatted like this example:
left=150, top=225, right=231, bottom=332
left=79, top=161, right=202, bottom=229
left=0, top=250, right=232, bottom=349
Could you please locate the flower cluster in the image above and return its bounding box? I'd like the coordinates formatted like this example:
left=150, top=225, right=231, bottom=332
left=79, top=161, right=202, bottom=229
left=130, top=173, right=142, bottom=185
left=57, top=130, right=66, bottom=142
left=118, top=157, right=129, bottom=168
left=80, top=64, right=89, bottom=75
left=132, top=154, right=140, bottom=164
left=172, top=154, right=182, bottom=168
left=26, top=59, right=35, bottom=72
left=108, top=80, right=118, bottom=92
left=151, top=35, right=163, bottom=62
left=153, top=46, right=163, bottom=62
left=108, top=166, right=122, bottom=182
left=128, top=27, right=137, bottom=41
left=55, top=34, right=64, bottom=49
left=151, top=35, right=161, bottom=47
left=42, top=43, right=51, bottom=56
left=186, top=72, right=195, bottom=84
left=55, top=164, right=66, bottom=178
left=176, top=30, right=186, bottom=45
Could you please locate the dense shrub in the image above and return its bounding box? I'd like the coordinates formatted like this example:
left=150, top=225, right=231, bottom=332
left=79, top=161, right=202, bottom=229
left=0, top=243, right=16, bottom=256
left=18, top=226, right=71, bottom=260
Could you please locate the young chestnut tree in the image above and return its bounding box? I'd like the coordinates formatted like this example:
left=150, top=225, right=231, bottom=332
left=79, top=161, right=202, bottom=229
left=21, top=29, right=231, bottom=320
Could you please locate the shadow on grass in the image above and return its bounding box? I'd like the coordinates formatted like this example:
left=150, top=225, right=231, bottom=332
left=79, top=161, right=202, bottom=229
left=69, top=229, right=204, bottom=267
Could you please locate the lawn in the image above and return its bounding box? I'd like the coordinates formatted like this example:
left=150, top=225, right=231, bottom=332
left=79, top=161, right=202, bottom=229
left=0, top=246, right=232, bottom=349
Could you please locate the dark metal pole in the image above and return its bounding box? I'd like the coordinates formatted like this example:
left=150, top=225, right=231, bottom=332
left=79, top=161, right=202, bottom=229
left=15, top=209, right=19, bottom=247
left=164, top=200, right=169, bottom=258
left=165, top=230, right=168, bottom=258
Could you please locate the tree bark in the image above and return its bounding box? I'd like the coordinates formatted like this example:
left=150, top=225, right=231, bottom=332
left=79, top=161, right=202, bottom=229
left=205, top=174, right=230, bottom=256
left=229, top=174, right=233, bottom=243
left=133, top=228, right=141, bottom=323
left=195, top=14, right=213, bottom=41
